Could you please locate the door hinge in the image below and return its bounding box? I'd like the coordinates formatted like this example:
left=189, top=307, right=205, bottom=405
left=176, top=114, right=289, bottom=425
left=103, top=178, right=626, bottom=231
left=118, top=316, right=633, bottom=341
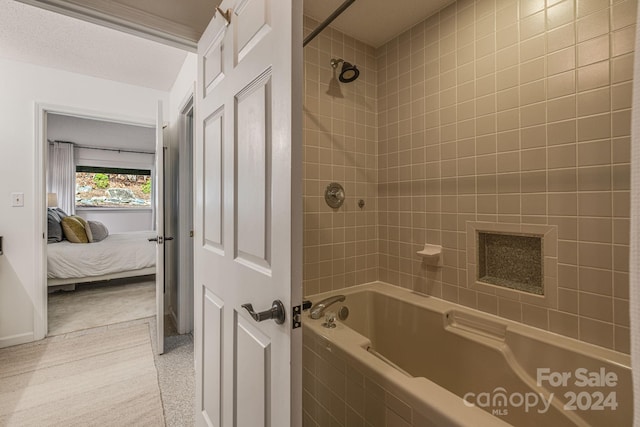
left=190, top=230, right=194, bottom=237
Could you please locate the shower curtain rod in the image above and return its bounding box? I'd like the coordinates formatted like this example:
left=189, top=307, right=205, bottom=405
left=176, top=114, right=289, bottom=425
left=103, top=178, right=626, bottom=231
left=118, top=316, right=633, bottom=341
left=48, top=140, right=154, bottom=155
left=303, top=0, right=356, bottom=47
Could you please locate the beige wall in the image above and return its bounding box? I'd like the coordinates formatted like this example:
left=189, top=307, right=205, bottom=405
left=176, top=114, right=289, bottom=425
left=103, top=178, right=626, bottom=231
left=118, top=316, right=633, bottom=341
left=303, top=0, right=635, bottom=353
left=303, top=17, right=379, bottom=296
left=377, top=0, right=634, bottom=353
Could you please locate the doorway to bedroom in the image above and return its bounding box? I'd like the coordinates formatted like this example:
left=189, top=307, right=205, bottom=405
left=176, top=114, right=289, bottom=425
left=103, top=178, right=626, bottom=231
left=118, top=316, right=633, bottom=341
left=44, top=112, right=160, bottom=336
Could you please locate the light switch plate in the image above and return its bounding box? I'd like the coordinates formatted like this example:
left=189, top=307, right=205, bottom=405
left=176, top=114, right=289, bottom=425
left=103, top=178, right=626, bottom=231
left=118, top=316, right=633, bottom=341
left=11, top=192, right=24, bottom=207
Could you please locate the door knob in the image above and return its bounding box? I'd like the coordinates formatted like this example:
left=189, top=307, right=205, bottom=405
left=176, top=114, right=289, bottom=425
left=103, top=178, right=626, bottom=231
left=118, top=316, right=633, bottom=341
left=241, top=300, right=286, bottom=324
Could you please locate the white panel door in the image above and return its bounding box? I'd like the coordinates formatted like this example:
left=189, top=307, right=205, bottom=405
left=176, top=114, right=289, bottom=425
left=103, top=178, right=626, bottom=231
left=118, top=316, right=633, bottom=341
left=194, top=0, right=302, bottom=426
left=154, top=100, right=165, bottom=355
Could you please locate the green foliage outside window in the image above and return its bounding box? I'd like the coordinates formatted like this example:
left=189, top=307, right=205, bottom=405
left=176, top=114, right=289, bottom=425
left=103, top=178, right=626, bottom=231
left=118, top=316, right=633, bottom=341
left=94, top=173, right=109, bottom=189
left=142, top=179, right=152, bottom=194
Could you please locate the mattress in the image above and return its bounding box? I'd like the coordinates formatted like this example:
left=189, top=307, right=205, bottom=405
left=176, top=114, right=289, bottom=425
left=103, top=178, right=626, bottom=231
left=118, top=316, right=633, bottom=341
left=47, top=231, right=157, bottom=279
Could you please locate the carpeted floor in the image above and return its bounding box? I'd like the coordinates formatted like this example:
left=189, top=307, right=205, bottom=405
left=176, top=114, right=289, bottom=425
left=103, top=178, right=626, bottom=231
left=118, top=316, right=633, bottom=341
left=48, top=279, right=156, bottom=336
left=0, top=321, right=165, bottom=426
left=9, top=279, right=197, bottom=426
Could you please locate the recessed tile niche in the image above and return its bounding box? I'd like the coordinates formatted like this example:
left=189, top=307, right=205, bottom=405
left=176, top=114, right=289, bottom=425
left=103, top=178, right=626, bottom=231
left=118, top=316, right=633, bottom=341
left=477, top=232, right=543, bottom=295
left=466, top=222, right=558, bottom=309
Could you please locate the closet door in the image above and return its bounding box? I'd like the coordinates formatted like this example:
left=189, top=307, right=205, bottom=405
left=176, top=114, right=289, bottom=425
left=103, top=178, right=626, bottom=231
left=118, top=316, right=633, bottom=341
left=153, top=100, right=165, bottom=355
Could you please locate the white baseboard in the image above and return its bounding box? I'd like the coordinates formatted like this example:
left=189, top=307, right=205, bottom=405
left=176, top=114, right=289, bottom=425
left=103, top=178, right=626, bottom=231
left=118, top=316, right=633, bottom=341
left=0, top=332, right=35, bottom=349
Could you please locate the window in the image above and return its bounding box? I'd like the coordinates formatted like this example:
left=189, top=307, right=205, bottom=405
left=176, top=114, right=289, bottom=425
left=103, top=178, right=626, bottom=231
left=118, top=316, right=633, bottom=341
left=75, top=166, right=152, bottom=208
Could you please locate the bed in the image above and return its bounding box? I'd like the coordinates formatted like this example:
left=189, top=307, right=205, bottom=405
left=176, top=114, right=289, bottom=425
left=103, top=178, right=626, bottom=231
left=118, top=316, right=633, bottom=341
left=47, top=230, right=157, bottom=287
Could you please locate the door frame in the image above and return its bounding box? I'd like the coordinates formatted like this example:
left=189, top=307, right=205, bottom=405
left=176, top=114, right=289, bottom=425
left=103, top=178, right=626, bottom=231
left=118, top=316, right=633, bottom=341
left=176, top=89, right=195, bottom=334
left=34, top=102, right=156, bottom=340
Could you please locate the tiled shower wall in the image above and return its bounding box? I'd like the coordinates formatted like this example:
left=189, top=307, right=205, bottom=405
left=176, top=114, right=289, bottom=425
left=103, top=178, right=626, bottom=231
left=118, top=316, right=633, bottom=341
left=376, top=0, right=635, bottom=353
left=303, top=17, right=379, bottom=296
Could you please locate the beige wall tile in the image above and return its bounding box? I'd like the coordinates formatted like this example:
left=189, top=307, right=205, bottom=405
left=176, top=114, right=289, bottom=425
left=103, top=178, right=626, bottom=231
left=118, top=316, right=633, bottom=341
left=522, top=304, right=549, bottom=329
left=521, top=148, right=546, bottom=171
left=612, top=25, right=636, bottom=58
left=577, top=87, right=610, bottom=116
left=577, top=0, right=609, bottom=19
left=548, top=120, right=576, bottom=146
left=558, top=288, right=579, bottom=313
left=548, top=144, right=577, bottom=169
left=579, top=292, right=613, bottom=322
left=548, top=96, right=576, bottom=122
left=548, top=193, right=577, bottom=216
left=578, top=242, right=612, bottom=270
left=498, top=297, right=522, bottom=321
left=548, top=47, right=576, bottom=76
left=577, top=165, right=611, bottom=191
left=578, top=192, right=612, bottom=217
left=615, top=326, right=630, bottom=353
left=612, top=54, right=634, bottom=84
left=547, top=0, right=575, bottom=30
left=578, top=218, right=612, bottom=243
left=580, top=317, right=614, bottom=349
left=613, top=191, right=630, bottom=218
left=521, top=171, right=546, bottom=193
left=577, top=35, right=609, bottom=67
left=547, top=23, right=576, bottom=53
left=351, top=0, right=632, bottom=354
left=549, top=311, right=579, bottom=338
left=577, top=113, right=611, bottom=142
left=548, top=169, right=577, bottom=192
left=577, top=9, right=610, bottom=43
left=578, top=139, right=611, bottom=166
left=558, top=263, right=578, bottom=289
left=558, top=240, right=578, bottom=265
left=579, top=266, right=612, bottom=295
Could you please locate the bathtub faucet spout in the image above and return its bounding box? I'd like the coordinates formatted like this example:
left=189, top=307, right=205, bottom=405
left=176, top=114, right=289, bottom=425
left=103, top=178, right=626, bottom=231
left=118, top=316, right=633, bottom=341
left=309, top=295, right=346, bottom=319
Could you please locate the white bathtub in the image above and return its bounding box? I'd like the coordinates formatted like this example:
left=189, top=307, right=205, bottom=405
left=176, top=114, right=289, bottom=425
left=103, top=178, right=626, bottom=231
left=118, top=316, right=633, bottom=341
left=303, top=282, right=632, bottom=427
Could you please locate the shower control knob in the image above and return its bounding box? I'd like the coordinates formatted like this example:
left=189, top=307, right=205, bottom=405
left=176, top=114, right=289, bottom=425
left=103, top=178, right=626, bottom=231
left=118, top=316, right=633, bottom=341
left=325, top=182, right=345, bottom=208
left=323, top=311, right=337, bottom=328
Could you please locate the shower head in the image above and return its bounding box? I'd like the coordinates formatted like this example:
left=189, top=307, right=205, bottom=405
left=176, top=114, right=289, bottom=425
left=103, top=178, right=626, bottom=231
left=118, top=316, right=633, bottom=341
left=330, top=58, right=360, bottom=83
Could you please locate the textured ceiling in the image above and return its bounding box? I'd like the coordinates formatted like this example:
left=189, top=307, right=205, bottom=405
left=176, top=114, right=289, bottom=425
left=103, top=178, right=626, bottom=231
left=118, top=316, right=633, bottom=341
left=304, top=0, right=454, bottom=47
left=0, top=0, right=188, bottom=91
left=0, top=0, right=454, bottom=93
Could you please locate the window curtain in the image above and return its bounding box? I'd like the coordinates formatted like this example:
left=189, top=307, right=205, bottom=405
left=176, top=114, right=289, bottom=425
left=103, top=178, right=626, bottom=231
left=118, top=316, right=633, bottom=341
left=47, top=141, right=75, bottom=215
left=630, top=6, right=640, bottom=426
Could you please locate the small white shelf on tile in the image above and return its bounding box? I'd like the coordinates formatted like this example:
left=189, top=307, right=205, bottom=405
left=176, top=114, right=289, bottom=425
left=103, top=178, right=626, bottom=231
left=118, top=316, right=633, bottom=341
left=417, top=244, right=442, bottom=266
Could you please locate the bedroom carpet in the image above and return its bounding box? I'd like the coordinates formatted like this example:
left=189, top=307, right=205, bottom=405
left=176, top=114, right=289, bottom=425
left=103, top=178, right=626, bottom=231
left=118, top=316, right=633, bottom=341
left=0, top=321, right=165, bottom=426
left=48, top=279, right=155, bottom=335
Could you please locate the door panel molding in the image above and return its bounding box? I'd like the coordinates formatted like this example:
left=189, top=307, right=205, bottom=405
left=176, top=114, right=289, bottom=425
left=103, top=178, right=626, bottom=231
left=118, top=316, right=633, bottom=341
left=202, top=288, right=224, bottom=426
left=235, top=313, right=271, bottom=426
left=203, top=28, right=227, bottom=94
left=234, top=0, right=271, bottom=63
left=234, top=69, right=272, bottom=275
left=203, top=107, right=225, bottom=254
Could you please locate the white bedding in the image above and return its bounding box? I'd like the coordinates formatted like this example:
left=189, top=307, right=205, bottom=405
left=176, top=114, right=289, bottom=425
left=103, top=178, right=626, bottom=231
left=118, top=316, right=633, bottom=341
left=47, top=231, right=156, bottom=279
